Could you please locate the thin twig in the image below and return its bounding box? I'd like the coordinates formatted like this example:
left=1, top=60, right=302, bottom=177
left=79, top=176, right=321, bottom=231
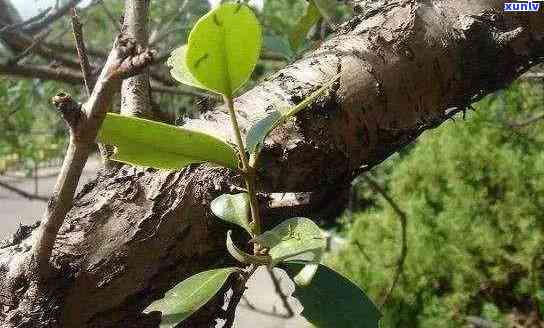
left=240, top=295, right=293, bottom=319
left=266, top=267, right=295, bottom=318
left=362, top=175, right=407, bottom=307
left=0, top=181, right=48, bottom=202
left=71, top=8, right=94, bottom=95
left=508, top=113, right=544, bottom=128
left=23, top=0, right=85, bottom=35
left=8, top=29, right=53, bottom=64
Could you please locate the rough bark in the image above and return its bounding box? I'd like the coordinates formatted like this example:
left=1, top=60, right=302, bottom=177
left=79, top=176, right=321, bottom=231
left=0, top=1, right=543, bottom=327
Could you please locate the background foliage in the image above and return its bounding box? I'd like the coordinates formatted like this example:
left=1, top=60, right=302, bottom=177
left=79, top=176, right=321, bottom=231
left=330, top=81, right=544, bottom=327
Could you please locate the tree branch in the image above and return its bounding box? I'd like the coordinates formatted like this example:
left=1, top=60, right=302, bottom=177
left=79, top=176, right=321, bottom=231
left=120, top=0, right=152, bottom=118
left=0, top=180, right=48, bottom=202
left=22, top=0, right=84, bottom=35
left=508, top=113, right=544, bottom=128
left=31, top=36, right=155, bottom=279
left=362, top=175, right=407, bottom=307
left=70, top=8, right=94, bottom=95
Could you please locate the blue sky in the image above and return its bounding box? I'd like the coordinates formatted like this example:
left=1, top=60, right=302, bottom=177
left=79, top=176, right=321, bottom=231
left=13, top=0, right=263, bottom=19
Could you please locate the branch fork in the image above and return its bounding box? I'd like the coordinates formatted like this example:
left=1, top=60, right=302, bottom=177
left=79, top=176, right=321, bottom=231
left=32, top=34, right=156, bottom=279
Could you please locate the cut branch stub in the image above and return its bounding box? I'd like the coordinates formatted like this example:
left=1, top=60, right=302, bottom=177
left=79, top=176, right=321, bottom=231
left=51, top=92, right=83, bottom=134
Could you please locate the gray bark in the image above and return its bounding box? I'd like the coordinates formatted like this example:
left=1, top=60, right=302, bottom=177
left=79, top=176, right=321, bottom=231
left=0, top=1, right=543, bottom=327
left=120, top=0, right=152, bottom=118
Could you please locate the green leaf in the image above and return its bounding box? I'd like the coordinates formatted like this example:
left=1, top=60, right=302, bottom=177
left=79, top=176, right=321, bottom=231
left=144, top=268, right=240, bottom=328
left=245, top=110, right=282, bottom=157
left=289, top=1, right=321, bottom=51
left=167, top=46, right=207, bottom=90
left=211, top=193, right=252, bottom=234
left=98, top=113, right=238, bottom=170
left=185, top=3, right=262, bottom=96
left=226, top=230, right=271, bottom=265
left=251, top=217, right=326, bottom=266
left=245, top=74, right=339, bottom=157
left=282, top=262, right=381, bottom=328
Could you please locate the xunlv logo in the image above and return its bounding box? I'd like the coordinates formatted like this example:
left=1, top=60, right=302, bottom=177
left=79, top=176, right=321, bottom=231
left=504, top=1, right=541, bottom=12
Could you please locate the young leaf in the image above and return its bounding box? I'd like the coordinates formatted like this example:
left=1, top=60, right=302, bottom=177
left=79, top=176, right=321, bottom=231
left=289, top=1, right=321, bottom=51
left=144, top=268, right=240, bottom=328
left=226, top=230, right=271, bottom=265
left=250, top=217, right=326, bottom=266
left=98, top=113, right=238, bottom=170
left=211, top=193, right=252, bottom=234
left=185, top=3, right=262, bottom=96
left=167, top=46, right=207, bottom=90
left=245, top=74, right=339, bottom=157
left=282, top=262, right=381, bottom=328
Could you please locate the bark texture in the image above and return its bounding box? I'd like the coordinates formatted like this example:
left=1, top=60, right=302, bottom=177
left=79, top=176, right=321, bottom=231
left=1, top=1, right=543, bottom=327
left=120, top=0, right=153, bottom=118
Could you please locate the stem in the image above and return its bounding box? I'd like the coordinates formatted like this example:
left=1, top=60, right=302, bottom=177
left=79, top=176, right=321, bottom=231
left=33, top=140, right=91, bottom=277
left=223, top=95, right=262, bottom=237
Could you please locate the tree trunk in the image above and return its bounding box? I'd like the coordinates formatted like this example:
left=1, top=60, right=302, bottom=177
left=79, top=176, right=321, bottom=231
left=0, top=1, right=542, bottom=327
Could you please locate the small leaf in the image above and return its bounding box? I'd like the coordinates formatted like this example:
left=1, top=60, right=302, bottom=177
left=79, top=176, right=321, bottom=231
left=144, top=267, right=240, bottom=328
left=211, top=193, right=252, bottom=234
left=185, top=3, right=262, bottom=96
left=98, top=113, right=238, bottom=170
left=282, top=262, right=381, bottom=328
left=167, top=46, right=207, bottom=90
left=245, top=110, right=281, bottom=156
left=226, top=230, right=271, bottom=265
left=251, top=217, right=326, bottom=266
left=289, top=1, right=321, bottom=51
left=245, top=74, right=339, bottom=157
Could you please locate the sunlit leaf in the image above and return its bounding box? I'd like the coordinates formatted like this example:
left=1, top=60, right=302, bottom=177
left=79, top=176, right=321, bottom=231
left=282, top=262, right=380, bottom=328
left=211, top=193, right=252, bottom=234
left=289, top=1, right=321, bottom=51
left=167, top=46, right=207, bottom=90
left=245, top=110, right=281, bottom=156
left=144, top=268, right=240, bottom=328
left=98, top=113, right=238, bottom=170
left=245, top=74, right=339, bottom=157
left=185, top=3, right=262, bottom=96
left=251, top=217, right=326, bottom=266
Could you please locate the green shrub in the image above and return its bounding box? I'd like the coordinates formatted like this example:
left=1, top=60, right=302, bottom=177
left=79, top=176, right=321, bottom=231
left=330, top=81, right=544, bottom=327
